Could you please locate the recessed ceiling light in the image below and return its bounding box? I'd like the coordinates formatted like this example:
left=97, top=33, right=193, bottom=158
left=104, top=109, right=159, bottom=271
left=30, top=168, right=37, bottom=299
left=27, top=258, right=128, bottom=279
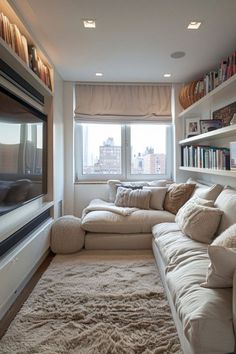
left=83, top=19, right=96, bottom=28
left=187, top=21, right=201, bottom=29
left=170, top=51, right=186, bottom=59
left=95, top=72, right=103, bottom=77
left=164, top=73, right=171, bottom=78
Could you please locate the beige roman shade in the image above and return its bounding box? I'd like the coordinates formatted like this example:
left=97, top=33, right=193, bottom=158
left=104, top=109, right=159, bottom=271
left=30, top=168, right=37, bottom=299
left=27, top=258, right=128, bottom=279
left=74, top=84, right=171, bottom=122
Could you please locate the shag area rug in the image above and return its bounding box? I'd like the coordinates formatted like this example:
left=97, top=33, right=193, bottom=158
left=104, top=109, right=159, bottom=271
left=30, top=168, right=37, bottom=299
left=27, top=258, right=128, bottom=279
left=0, top=250, right=182, bottom=354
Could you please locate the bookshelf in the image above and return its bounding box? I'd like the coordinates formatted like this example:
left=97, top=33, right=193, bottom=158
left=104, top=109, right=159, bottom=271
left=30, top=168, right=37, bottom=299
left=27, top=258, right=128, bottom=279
left=178, top=71, right=236, bottom=178
left=0, top=37, right=52, bottom=97
left=0, top=0, right=53, bottom=94
left=179, top=166, right=236, bottom=177
left=178, top=73, right=236, bottom=119
left=179, top=124, right=236, bottom=145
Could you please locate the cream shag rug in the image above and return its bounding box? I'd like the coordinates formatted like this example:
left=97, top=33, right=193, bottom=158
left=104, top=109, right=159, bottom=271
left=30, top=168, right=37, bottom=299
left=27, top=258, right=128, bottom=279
left=0, top=250, right=182, bottom=354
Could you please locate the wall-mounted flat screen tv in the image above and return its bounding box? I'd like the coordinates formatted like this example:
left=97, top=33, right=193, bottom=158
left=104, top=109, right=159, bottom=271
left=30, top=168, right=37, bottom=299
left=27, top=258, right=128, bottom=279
left=0, top=85, right=47, bottom=216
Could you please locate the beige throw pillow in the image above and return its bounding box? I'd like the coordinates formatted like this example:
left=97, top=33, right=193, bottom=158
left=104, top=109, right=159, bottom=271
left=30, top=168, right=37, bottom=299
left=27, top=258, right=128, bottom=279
left=212, top=223, right=236, bottom=248
left=187, top=178, right=223, bottom=201
left=143, top=186, right=167, bottom=210
left=176, top=196, right=214, bottom=224
left=163, top=183, right=196, bottom=214
left=176, top=203, right=223, bottom=243
left=114, top=187, right=151, bottom=209
left=201, top=246, right=236, bottom=288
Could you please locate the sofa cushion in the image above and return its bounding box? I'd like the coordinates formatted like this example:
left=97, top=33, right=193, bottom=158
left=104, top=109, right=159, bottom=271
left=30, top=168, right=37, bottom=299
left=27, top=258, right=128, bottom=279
left=81, top=209, right=175, bottom=233
left=114, top=187, right=151, bottom=209
left=175, top=203, right=223, bottom=244
left=213, top=223, right=236, bottom=247
left=143, top=186, right=167, bottom=210
left=107, top=179, right=167, bottom=202
left=166, top=255, right=234, bottom=354
left=215, top=188, right=236, bottom=234
left=163, top=183, right=196, bottom=214
left=152, top=222, right=208, bottom=266
left=187, top=178, right=223, bottom=201
left=202, top=246, right=236, bottom=288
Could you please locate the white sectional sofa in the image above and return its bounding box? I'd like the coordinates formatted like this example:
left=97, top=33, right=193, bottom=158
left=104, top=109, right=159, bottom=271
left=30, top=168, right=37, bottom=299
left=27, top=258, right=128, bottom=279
left=78, top=179, right=236, bottom=354
left=81, top=179, right=175, bottom=249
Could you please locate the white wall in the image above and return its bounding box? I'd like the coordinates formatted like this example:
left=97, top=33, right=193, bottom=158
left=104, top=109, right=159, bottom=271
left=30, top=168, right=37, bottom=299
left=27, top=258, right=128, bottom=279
left=53, top=70, right=64, bottom=218
left=74, top=183, right=108, bottom=217
left=63, top=82, right=75, bottom=215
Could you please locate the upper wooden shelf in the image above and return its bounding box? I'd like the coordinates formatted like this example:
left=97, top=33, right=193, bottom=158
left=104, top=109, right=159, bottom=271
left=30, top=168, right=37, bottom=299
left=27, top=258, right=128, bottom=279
left=0, top=38, right=53, bottom=97
left=179, top=124, right=236, bottom=145
left=178, top=73, right=236, bottom=118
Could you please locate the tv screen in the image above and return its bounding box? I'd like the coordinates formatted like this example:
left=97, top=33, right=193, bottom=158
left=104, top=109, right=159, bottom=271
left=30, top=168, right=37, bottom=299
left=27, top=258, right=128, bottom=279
left=0, top=86, right=47, bottom=216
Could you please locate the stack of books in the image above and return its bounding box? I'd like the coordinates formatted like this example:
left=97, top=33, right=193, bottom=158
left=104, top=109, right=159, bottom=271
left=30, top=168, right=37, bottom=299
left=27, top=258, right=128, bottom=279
left=181, top=145, right=230, bottom=170
left=0, top=12, right=29, bottom=65
left=204, top=51, right=236, bottom=94
left=0, top=12, right=52, bottom=90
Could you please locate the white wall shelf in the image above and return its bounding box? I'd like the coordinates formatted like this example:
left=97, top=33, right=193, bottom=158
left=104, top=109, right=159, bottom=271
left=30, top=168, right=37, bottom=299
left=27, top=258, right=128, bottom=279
left=179, top=166, right=236, bottom=177
left=179, top=124, right=236, bottom=145
left=178, top=73, right=236, bottom=119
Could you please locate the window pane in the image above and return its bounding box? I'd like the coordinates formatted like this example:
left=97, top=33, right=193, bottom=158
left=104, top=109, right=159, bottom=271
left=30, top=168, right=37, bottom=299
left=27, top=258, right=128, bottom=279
left=82, top=124, right=121, bottom=175
left=130, top=124, right=167, bottom=175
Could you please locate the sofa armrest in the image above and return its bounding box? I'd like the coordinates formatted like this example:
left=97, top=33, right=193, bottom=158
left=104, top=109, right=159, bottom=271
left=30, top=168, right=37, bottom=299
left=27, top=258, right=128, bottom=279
left=233, top=270, right=236, bottom=344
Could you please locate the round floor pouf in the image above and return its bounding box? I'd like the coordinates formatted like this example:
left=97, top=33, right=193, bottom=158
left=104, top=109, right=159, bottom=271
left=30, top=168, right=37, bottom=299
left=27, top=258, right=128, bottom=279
left=51, top=215, right=85, bottom=254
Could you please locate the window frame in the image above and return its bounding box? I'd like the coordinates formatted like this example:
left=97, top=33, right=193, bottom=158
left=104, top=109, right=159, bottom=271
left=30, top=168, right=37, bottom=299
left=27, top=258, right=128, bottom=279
left=75, top=122, right=172, bottom=182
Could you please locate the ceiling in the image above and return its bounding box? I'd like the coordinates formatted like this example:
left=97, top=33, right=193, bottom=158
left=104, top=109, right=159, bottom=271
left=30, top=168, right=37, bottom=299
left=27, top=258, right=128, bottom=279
left=11, top=0, right=236, bottom=83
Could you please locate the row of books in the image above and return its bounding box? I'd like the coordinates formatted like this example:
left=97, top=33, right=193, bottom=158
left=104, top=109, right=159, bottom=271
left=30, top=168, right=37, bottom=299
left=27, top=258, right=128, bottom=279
left=0, top=12, right=52, bottom=90
left=190, top=51, right=236, bottom=100
left=181, top=145, right=230, bottom=170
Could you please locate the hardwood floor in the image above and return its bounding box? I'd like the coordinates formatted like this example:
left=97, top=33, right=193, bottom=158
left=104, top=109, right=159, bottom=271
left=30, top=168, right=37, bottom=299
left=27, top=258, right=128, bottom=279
left=0, top=252, right=54, bottom=339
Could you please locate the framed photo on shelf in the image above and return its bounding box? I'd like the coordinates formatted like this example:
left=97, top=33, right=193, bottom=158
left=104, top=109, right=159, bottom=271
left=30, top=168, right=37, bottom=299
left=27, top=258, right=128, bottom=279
left=213, top=101, right=236, bottom=126
left=230, top=142, right=236, bottom=170
left=200, top=119, right=223, bottom=134
left=185, top=118, right=200, bottom=138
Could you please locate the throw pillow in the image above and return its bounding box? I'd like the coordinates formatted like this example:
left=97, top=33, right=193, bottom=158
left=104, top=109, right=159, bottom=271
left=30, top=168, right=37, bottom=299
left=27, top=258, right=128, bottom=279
left=114, top=186, right=151, bottom=209
left=176, top=196, right=214, bottom=225
left=107, top=179, right=122, bottom=202
left=201, top=246, right=236, bottom=288
left=163, top=183, right=196, bottom=214
left=176, top=203, right=223, bottom=243
left=212, top=223, right=236, bottom=248
left=143, top=186, right=167, bottom=210
left=187, top=178, right=223, bottom=201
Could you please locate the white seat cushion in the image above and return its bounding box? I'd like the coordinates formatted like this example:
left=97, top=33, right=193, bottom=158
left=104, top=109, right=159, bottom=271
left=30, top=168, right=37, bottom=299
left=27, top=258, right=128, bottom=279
left=82, top=209, right=175, bottom=233
left=166, top=256, right=234, bottom=354
left=152, top=222, right=208, bottom=266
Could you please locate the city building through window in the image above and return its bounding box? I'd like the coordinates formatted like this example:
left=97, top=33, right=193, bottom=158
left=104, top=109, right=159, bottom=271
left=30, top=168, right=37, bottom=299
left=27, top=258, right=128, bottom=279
left=75, top=123, right=172, bottom=181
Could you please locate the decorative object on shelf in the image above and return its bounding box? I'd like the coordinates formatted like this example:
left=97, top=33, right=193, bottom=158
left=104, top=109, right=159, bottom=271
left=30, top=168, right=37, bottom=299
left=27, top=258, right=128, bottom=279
left=200, top=119, right=223, bottom=134
left=179, top=80, right=204, bottom=109
left=185, top=117, right=200, bottom=138
left=213, top=102, right=236, bottom=126
left=230, top=142, right=236, bottom=170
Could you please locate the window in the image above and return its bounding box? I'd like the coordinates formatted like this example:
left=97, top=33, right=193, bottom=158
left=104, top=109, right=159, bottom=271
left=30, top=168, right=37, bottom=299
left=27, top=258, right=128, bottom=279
left=75, top=123, right=172, bottom=181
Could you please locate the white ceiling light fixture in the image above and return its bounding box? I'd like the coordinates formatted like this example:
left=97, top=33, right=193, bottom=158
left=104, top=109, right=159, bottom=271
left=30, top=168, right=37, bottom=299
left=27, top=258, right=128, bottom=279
left=83, top=19, right=96, bottom=28
left=187, top=21, right=201, bottom=30
left=164, top=73, right=171, bottom=78
left=95, top=72, right=103, bottom=77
